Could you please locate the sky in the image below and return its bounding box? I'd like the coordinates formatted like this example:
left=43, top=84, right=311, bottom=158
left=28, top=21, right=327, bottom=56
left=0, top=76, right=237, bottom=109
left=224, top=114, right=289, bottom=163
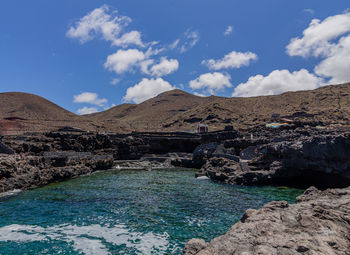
left=1, top=1, right=350, bottom=115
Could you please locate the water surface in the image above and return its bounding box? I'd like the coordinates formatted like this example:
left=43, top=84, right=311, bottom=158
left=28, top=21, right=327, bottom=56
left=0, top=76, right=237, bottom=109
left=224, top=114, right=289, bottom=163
left=0, top=169, right=303, bottom=254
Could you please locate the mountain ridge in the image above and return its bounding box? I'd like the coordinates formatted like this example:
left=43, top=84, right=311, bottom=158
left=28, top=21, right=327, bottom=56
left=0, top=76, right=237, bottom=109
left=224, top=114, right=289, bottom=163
left=1, top=83, right=350, bottom=134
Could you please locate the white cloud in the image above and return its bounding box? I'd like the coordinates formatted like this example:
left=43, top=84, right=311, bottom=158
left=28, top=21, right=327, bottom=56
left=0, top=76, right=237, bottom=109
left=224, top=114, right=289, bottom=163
left=286, top=12, right=350, bottom=58
left=194, top=92, right=207, bottom=97
left=224, top=26, right=233, bottom=36
left=314, top=34, right=350, bottom=83
left=104, top=49, right=145, bottom=74
left=110, top=78, right=120, bottom=85
left=202, top=51, right=258, bottom=70
left=232, top=69, right=323, bottom=97
left=303, top=9, right=315, bottom=15
left=66, top=5, right=145, bottom=48
left=139, top=59, right=155, bottom=74
left=189, top=72, right=232, bottom=94
left=286, top=11, right=350, bottom=84
left=144, top=47, right=165, bottom=58
left=112, top=30, right=145, bottom=48
left=169, top=39, right=180, bottom=50
left=170, top=30, right=199, bottom=53
left=77, top=107, right=99, bottom=115
left=123, top=78, right=176, bottom=103
left=148, top=57, right=179, bottom=77
left=180, top=30, right=199, bottom=53
left=73, top=92, right=108, bottom=106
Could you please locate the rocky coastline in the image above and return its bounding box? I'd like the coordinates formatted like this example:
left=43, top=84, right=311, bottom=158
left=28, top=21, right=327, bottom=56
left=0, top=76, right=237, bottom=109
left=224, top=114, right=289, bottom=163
left=0, top=129, right=237, bottom=193
left=0, top=124, right=349, bottom=254
left=183, top=186, right=350, bottom=254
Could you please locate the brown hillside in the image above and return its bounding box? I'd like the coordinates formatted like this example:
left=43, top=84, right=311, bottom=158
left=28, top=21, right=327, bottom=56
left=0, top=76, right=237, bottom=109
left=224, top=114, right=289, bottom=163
left=0, top=92, right=92, bottom=134
left=0, top=92, right=77, bottom=120
left=88, top=83, right=350, bottom=132
left=1, top=83, right=350, bottom=134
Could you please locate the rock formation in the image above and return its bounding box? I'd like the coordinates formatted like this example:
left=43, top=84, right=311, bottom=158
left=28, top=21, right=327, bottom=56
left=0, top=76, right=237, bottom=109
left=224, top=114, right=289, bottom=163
left=1, top=82, right=350, bottom=134
left=196, top=127, right=350, bottom=189
left=0, top=153, right=113, bottom=192
left=183, top=186, right=350, bottom=255
left=0, top=131, right=205, bottom=192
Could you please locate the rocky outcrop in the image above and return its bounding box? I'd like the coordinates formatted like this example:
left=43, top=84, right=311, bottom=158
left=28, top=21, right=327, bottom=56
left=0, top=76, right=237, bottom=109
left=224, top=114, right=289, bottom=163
left=1, top=127, right=350, bottom=192
left=0, top=131, right=209, bottom=192
left=198, top=128, right=350, bottom=189
left=183, top=186, right=350, bottom=255
left=0, top=152, right=113, bottom=192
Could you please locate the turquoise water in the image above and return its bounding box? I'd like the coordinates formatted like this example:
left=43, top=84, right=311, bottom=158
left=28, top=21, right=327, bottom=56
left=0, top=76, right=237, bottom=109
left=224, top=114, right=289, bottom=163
left=0, top=169, right=303, bottom=255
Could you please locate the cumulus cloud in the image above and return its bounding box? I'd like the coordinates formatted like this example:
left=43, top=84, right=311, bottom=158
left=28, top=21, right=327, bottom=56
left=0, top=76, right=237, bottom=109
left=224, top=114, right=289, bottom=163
left=286, top=11, right=350, bottom=84
left=286, top=12, right=350, bottom=58
left=224, top=26, right=233, bottom=36
left=193, top=92, right=207, bottom=97
left=77, top=107, right=99, bottom=115
left=189, top=72, right=232, bottom=94
left=73, top=92, right=108, bottom=106
left=104, top=49, right=145, bottom=74
left=66, top=5, right=145, bottom=48
left=232, top=69, right=323, bottom=97
left=314, top=34, right=350, bottom=83
left=112, top=30, right=145, bottom=48
left=123, top=78, right=176, bottom=103
left=147, top=57, right=179, bottom=77
left=202, top=51, right=258, bottom=70
left=139, top=59, right=155, bottom=74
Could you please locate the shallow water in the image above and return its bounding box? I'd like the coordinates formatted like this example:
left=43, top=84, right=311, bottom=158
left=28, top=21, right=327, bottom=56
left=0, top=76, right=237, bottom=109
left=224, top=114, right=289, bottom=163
left=0, top=169, right=303, bottom=254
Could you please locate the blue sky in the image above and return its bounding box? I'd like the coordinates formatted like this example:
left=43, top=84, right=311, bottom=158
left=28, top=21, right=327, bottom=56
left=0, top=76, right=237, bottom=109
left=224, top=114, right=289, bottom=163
left=1, top=1, right=349, bottom=114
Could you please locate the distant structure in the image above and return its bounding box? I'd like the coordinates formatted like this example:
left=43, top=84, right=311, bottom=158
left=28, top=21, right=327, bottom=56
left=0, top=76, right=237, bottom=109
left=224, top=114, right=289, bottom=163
left=271, top=113, right=280, bottom=121
left=197, top=123, right=208, bottom=133
left=266, top=122, right=288, bottom=128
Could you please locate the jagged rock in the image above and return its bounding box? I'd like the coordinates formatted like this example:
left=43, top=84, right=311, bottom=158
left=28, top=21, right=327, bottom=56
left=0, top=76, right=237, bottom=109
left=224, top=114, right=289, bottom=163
left=200, top=131, right=350, bottom=189
left=192, top=143, right=217, bottom=168
left=0, top=153, right=113, bottom=192
left=183, top=186, right=350, bottom=255
left=183, top=239, right=208, bottom=255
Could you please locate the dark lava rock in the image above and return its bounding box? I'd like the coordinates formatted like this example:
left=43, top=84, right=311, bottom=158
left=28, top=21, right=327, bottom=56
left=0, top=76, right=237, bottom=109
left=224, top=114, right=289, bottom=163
left=0, top=153, right=113, bottom=192
left=200, top=130, right=350, bottom=189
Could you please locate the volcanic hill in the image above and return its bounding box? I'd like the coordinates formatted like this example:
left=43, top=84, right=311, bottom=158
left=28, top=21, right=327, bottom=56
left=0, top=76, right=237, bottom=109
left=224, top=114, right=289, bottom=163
left=0, top=92, right=89, bottom=134
left=1, top=83, right=350, bottom=134
left=88, top=82, right=350, bottom=132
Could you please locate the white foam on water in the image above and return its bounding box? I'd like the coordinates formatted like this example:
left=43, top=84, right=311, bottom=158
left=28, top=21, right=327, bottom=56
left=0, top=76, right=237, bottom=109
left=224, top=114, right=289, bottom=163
left=185, top=216, right=206, bottom=227
left=0, top=224, right=46, bottom=242
left=0, top=189, right=22, bottom=198
left=0, top=223, right=170, bottom=255
left=196, top=176, right=210, bottom=180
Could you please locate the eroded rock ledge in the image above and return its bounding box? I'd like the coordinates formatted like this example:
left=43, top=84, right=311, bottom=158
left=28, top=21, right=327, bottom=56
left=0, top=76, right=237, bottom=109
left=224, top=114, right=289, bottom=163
left=195, top=127, right=350, bottom=189
left=1, top=126, right=350, bottom=192
left=183, top=186, right=350, bottom=255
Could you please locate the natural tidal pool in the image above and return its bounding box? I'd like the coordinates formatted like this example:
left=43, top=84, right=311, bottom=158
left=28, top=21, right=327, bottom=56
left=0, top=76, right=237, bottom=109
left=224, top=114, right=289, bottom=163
left=0, top=169, right=303, bottom=255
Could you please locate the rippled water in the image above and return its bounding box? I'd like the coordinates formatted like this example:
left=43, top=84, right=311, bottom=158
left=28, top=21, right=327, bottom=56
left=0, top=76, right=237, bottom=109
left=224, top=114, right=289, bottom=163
left=0, top=169, right=303, bottom=254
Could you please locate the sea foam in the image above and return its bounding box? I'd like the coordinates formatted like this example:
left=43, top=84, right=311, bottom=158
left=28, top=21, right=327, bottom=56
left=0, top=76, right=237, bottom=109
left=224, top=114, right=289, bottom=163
left=0, top=223, right=170, bottom=255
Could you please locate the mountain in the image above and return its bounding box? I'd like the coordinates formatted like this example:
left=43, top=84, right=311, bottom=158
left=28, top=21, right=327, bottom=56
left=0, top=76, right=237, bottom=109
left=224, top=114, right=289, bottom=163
left=0, top=92, right=87, bottom=134
left=1, top=83, right=350, bottom=134
left=88, top=83, right=350, bottom=132
left=0, top=92, right=77, bottom=120
left=86, top=89, right=213, bottom=132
